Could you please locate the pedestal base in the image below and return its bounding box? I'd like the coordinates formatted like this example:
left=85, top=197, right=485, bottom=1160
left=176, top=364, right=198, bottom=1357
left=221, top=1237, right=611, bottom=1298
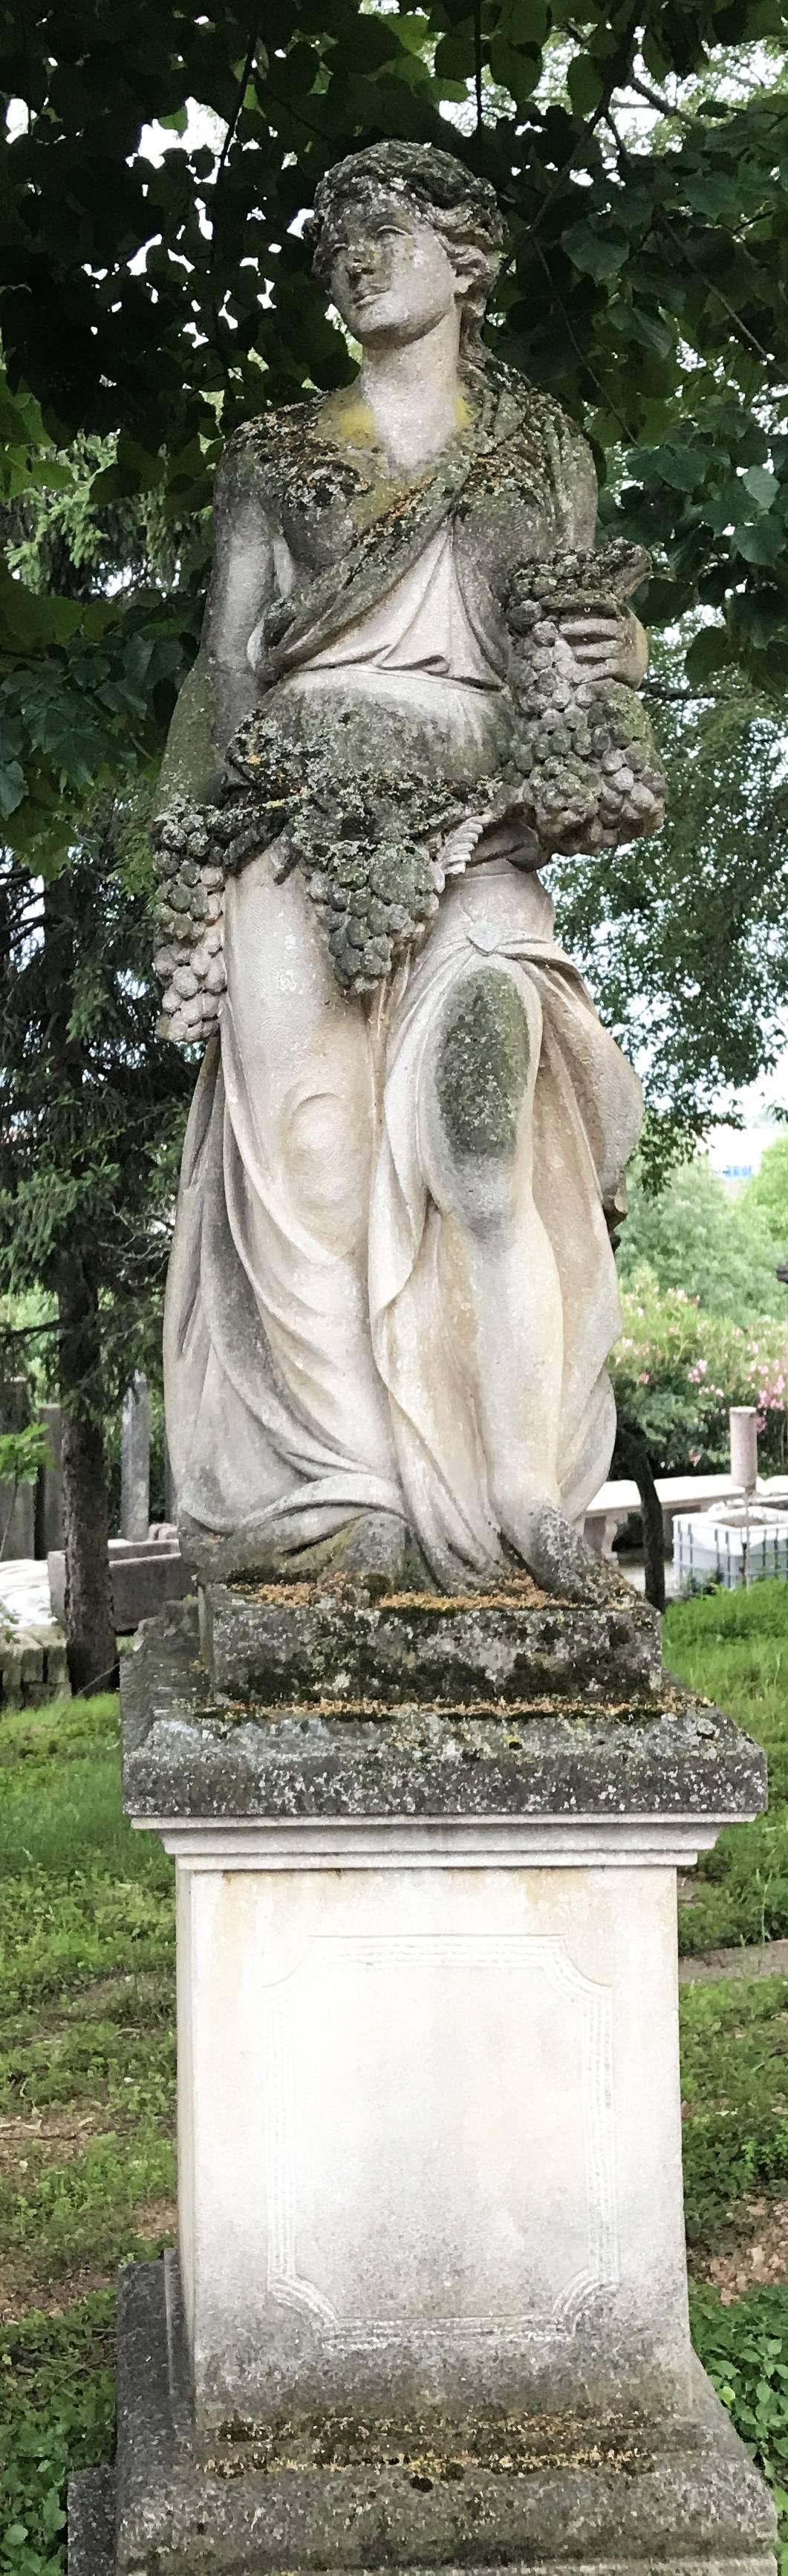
left=68, top=2258, right=775, bottom=2576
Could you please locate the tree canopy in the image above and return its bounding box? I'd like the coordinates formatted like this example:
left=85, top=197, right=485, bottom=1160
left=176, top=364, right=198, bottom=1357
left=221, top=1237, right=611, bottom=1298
left=616, top=1150, right=785, bottom=1314
left=554, top=648, right=788, bottom=1156
left=740, top=1132, right=788, bottom=1256
left=1, top=0, right=787, bottom=865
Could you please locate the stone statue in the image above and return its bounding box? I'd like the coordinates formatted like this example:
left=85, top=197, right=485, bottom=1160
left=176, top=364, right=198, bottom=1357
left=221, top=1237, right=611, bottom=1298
left=152, top=140, right=664, bottom=1596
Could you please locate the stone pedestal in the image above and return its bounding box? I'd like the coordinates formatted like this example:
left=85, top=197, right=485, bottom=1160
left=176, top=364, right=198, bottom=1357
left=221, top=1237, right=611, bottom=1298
left=69, top=1580, right=777, bottom=2576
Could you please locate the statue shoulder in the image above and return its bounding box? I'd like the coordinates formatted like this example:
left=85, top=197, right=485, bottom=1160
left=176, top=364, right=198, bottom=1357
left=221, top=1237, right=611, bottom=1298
left=216, top=396, right=323, bottom=507
left=218, top=393, right=365, bottom=522
left=482, top=360, right=596, bottom=539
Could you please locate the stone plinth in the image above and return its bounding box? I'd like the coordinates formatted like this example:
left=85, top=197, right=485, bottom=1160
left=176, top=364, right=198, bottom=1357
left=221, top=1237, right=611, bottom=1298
left=68, top=2256, right=776, bottom=2576
left=68, top=1586, right=775, bottom=2576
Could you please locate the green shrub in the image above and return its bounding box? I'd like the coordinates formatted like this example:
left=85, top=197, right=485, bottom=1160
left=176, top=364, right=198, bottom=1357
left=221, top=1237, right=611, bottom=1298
left=612, top=1268, right=788, bottom=1473
left=691, top=2284, right=788, bottom=2567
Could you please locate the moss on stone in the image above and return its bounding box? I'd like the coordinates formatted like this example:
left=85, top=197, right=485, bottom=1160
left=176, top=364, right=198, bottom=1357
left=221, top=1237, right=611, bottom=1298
left=436, top=967, right=530, bottom=1157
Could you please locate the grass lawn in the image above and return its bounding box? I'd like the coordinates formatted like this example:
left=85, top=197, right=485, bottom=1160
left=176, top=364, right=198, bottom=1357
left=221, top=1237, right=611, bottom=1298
left=4, top=1584, right=788, bottom=2572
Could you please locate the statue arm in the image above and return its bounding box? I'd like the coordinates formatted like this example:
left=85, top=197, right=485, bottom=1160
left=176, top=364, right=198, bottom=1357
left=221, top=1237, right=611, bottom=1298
left=155, top=440, right=276, bottom=814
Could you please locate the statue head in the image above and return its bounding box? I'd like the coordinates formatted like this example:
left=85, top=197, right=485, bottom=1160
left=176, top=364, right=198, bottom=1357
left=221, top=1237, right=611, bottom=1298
left=309, top=141, right=504, bottom=360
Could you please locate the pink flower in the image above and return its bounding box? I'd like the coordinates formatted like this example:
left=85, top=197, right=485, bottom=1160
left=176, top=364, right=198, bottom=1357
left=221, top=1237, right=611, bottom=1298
left=639, top=1371, right=650, bottom=1383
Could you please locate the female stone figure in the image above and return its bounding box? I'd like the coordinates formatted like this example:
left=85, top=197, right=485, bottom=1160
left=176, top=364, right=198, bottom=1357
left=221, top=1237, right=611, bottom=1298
left=154, top=141, right=662, bottom=1595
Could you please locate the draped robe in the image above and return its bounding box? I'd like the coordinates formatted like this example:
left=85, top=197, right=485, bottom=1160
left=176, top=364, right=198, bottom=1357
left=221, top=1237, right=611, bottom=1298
left=163, top=368, right=643, bottom=1584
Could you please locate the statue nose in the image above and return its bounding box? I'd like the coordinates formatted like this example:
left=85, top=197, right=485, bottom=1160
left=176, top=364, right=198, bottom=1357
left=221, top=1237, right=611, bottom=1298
left=345, top=244, right=385, bottom=288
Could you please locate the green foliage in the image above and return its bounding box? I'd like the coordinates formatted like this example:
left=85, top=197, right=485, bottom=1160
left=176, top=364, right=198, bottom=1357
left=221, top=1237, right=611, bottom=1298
left=611, top=1271, right=788, bottom=1471
left=682, top=1976, right=788, bottom=2243
left=691, top=2283, right=788, bottom=2555
left=554, top=652, right=788, bottom=1158
left=0, top=424, right=201, bottom=871
left=743, top=1138, right=788, bottom=1259
left=0, top=1427, right=52, bottom=1493
left=0, top=2301, right=115, bottom=2576
left=665, top=1583, right=788, bottom=1954
left=0, top=1690, right=175, bottom=2312
left=618, top=1154, right=784, bottom=1318
left=0, top=802, right=190, bottom=1418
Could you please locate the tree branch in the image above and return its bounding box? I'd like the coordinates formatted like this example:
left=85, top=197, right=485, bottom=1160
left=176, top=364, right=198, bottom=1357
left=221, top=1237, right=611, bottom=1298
left=474, top=0, right=483, bottom=129
left=628, top=71, right=690, bottom=123
left=215, top=17, right=261, bottom=189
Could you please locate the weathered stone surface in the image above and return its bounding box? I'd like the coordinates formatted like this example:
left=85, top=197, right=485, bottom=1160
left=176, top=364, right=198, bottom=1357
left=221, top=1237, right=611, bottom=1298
left=121, top=1599, right=766, bottom=1826
left=174, top=1846, right=695, bottom=2422
left=105, top=2258, right=775, bottom=2576
left=67, top=2467, right=114, bottom=2576
left=120, top=1372, right=150, bottom=1544
left=0, top=1622, right=69, bottom=1710
left=201, top=1568, right=661, bottom=1708
left=49, top=1542, right=193, bottom=1637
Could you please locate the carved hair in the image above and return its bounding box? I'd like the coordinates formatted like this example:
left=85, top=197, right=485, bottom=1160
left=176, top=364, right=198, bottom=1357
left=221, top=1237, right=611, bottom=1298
left=309, top=141, right=504, bottom=357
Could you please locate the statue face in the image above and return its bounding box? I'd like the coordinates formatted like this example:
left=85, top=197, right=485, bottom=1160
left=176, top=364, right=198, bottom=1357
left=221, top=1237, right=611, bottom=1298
left=328, top=204, right=460, bottom=348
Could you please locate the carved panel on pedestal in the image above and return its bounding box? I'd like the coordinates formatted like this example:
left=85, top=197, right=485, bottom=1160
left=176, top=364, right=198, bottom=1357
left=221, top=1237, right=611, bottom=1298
left=258, top=1933, right=618, bottom=2351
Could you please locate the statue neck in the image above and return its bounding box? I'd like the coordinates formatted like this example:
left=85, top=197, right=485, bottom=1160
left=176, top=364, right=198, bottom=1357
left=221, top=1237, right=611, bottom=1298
left=358, top=310, right=464, bottom=471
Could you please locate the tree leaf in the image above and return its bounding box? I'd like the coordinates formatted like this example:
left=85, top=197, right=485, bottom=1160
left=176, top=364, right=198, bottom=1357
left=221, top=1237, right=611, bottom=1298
left=0, top=759, right=26, bottom=818
left=564, top=221, right=628, bottom=279
left=743, top=465, right=778, bottom=511
left=567, top=53, right=604, bottom=115
left=685, top=625, right=731, bottom=682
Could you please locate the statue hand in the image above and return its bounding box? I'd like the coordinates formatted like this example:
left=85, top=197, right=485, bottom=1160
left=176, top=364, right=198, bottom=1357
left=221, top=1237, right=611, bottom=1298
left=555, top=608, right=648, bottom=688
left=472, top=807, right=541, bottom=870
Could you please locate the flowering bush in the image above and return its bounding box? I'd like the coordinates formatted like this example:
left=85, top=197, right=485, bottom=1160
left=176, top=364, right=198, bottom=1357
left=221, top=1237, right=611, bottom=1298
left=610, top=1265, right=788, bottom=1475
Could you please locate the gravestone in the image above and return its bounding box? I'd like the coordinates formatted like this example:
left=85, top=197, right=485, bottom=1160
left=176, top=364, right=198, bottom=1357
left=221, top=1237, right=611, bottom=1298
left=68, top=140, right=775, bottom=2576
left=120, top=1374, right=150, bottom=1544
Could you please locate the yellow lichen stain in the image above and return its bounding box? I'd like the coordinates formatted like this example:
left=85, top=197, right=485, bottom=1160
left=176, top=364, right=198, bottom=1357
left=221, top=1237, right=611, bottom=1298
left=336, top=397, right=378, bottom=447
left=455, top=390, right=472, bottom=430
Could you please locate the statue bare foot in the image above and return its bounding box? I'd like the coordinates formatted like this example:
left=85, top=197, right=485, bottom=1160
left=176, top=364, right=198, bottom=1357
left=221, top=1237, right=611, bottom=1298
left=507, top=1501, right=631, bottom=1606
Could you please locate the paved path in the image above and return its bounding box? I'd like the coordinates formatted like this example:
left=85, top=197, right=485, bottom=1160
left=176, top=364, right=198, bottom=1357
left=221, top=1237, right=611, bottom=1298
left=679, top=1938, right=788, bottom=1983
left=0, top=1557, right=56, bottom=1631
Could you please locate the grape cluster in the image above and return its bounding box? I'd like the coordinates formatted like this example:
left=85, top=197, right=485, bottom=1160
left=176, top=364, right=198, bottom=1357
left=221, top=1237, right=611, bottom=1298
left=505, top=542, right=665, bottom=854
left=227, top=707, right=466, bottom=993
left=151, top=791, right=273, bottom=1043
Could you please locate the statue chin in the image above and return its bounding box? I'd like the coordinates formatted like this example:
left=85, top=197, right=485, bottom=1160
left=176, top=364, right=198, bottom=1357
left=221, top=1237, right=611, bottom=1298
left=156, top=139, right=658, bottom=1600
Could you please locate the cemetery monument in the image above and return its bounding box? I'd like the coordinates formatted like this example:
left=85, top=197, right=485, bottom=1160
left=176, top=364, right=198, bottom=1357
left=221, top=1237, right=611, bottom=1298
left=69, top=140, right=776, bottom=2576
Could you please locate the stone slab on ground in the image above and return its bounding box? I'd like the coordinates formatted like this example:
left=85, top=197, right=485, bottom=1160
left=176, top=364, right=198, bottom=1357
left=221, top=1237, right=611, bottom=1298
left=48, top=1541, right=193, bottom=1636
left=200, top=1568, right=661, bottom=1707
left=0, top=1622, right=69, bottom=1707
left=680, top=1939, right=788, bottom=1984
left=0, top=1557, right=56, bottom=1629
left=121, top=1598, right=766, bottom=1828
left=0, top=1558, right=69, bottom=1704
left=67, top=2256, right=776, bottom=2576
left=0, top=1557, right=69, bottom=1707
left=67, top=2465, right=114, bottom=2576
